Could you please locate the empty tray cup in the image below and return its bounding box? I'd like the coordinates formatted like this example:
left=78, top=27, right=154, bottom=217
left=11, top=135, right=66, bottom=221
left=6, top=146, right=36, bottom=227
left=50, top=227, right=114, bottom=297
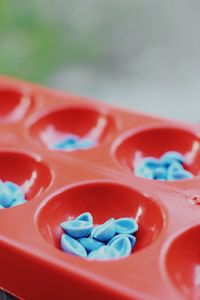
left=165, top=225, right=200, bottom=298
left=0, top=87, right=33, bottom=123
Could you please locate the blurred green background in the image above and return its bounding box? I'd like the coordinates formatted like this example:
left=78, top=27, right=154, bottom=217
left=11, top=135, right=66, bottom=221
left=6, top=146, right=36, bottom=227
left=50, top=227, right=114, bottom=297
left=0, top=0, right=104, bottom=82
left=1, top=0, right=200, bottom=122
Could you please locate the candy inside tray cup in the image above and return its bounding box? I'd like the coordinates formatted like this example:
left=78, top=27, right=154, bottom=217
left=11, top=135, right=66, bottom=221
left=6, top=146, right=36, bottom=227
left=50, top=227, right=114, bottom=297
left=0, top=151, right=52, bottom=208
left=37, top=181, right=165, bottom=259
left=165, top=225, right=200, bottom=299
left=29, top=106, right=116, bottom=152
left=2, top=77, right=200, bottom=299
left=114, top=125, right=200, bottom=181
left=0, top=87, right=32, bottom=123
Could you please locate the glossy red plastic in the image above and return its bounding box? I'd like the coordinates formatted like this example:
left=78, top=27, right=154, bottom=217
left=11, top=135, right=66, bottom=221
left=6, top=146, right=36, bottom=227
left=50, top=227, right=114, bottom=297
left=0, top=75, right=200, bottom=300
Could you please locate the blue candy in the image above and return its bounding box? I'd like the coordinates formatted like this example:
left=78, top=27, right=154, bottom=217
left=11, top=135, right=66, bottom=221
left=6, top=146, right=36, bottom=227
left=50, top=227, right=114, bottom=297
left=77, top=139, right=96, bottom=150
left=0, top=181, right=26, bottom=208
left=153, top=167, right=167, bottom=180
left=135, top=150, right=193, bottom=181
left=51, top=135, right=96, bottom=151
left=11, top=198, right=27, bottom=207
left=116, top=218, right=138, bottom=235
left=140, top=157, right=160, bottom=169
left=61, top=234, right=87, bottom=258
left=60, top=220, right=93, bottom=238
left=60, top=212, right=138, bottom=260
left=0, top=182, right=14, bottom=207
left=91, top=218, right=116, bottom=242
left=0, top=181, right=27, bottom=208
left=167, top=169, right=193, bottom=181
left=135, top=165, right=154, bottom=179
left=76, top=212, right=93, bottom=224
left=110, top=236, right=132, bottom=258
left=5, top=181, right=25, bottom=200
left=160, top=151, right=184, bottom=166
left=108, top=234, right=136, bottom=248
left=167, top=161, right=193, bottom=180
left=167, top=161, right=183, bottom=173
left=79, top=238, right=104, bottom=252
left=88, top=245, right=120, bottom=260
left=51, top=135, right=79, bottom=150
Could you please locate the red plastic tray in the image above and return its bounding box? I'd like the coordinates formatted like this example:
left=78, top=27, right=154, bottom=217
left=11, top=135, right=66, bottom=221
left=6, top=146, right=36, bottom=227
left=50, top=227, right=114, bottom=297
left=0, top=75, right=200, bottom=300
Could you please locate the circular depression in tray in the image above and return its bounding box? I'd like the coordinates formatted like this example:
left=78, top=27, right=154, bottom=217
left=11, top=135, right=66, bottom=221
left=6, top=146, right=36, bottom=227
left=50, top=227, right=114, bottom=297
left=29, top=106, right=116, bottom=151
left=165, top=226, right=200, bottom=298
left=37, top=181, right=165, bottom=255
left=114, top=125, right=200, bottom=179
left=0, top=151, right=52, bottom=205
left=0, top=87, right=33, bottom=123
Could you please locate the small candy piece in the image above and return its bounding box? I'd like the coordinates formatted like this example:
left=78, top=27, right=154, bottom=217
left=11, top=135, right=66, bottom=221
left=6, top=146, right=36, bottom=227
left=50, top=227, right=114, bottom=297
left=51, top=135, right=96, bottom=151
left=167, top=169, right=193, bottom=181
left=110, top=236, right=132, bottom=258
left=76, top=212, right=93, bottom=224
left=167, top=161, right=192, bottom=181
left=51, top=135, right=79, bottom=151
left=160, top=151, right=184, bottom=166
left=153, top=167, right=167, bottom=180
left=11, top=198, right=27, bottom=207
left=140, top=157, right=160, bottom=170
left=135, top=165, right=154, bottom=179
left=77, top=139, right=96, bottom=150
left=5, top=181, right=25, bottom=200
left=61, top=234, right=87, bottom=258
left=0, top=181, right=27, bottom=208
left=167, top=161, right=184, bottom=173
left=116, top=218, right=138, bottom=235
left=88, top=245, right=120, bottom=260
left=108, top=234, right=136, bottom=248
left=91, top=218, right=116, bottom=242
left=0, top=182, right=13, bottom=208
left=79, top=237, right=104, bottom=252
left=60, top=220, right=93, bottom=238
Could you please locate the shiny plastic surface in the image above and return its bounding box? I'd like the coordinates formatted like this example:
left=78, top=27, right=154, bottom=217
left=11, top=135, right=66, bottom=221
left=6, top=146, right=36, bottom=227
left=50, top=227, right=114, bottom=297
left=0, top=76, right=200, bottom=300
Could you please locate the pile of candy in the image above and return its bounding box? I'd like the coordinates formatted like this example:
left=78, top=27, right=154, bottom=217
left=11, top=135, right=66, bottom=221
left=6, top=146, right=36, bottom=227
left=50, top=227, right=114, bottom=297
left=0, top=180, right=27, bottom=209
left=135, top=151, right=193, bottom=180
left=50, top=134, right=96, bottom=151
left=60, top=212, right=138, bottom=260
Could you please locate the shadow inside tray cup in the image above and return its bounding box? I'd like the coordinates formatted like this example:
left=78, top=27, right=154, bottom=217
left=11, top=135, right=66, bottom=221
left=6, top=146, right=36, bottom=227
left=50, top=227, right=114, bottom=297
left=114, top=126, right=200, bottom=179
left=29, top=106, right=115, bottom=151
left=37, top=181, right=165, bottom=254
left=0, top=151, right=52, bottom=206
left=165, top=226, right=200, bottom=298
left=0, top=88, right=32, bottom=123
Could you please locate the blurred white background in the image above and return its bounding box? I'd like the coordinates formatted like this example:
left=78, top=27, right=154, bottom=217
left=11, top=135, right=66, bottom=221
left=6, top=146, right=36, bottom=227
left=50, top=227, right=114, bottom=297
left=1, top=0, right=200, bottom=122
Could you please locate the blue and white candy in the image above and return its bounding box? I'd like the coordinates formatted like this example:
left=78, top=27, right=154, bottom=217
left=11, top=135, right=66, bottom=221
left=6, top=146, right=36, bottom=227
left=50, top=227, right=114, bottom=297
left=60, top=213, right=138, bottom=261
left=134, top=151, right=193, bottom=181
left=0, top=180, right=27, bottom=209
